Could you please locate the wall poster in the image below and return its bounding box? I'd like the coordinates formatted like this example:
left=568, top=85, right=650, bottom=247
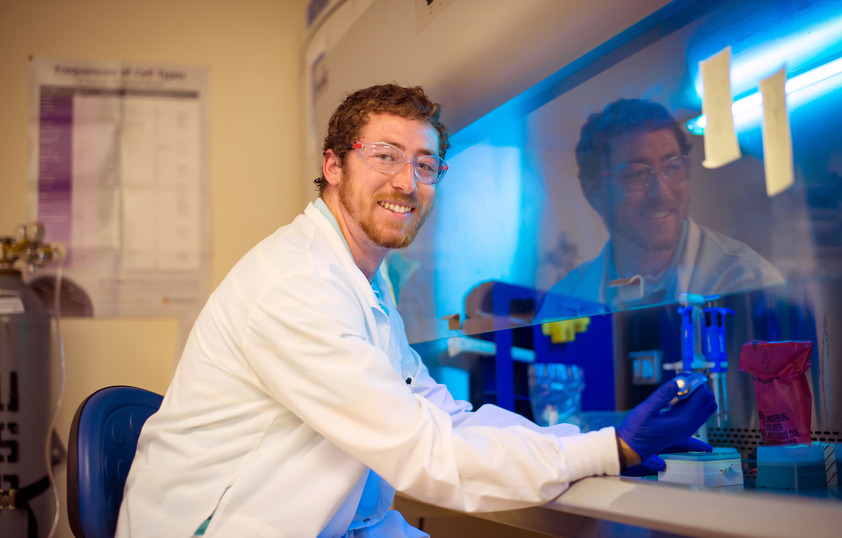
left=28, top=57, right=210, bottom=321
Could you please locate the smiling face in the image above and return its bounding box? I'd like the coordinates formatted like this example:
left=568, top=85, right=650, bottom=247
left=323, top=112, right=439, bottom=276
left=596, top=128, right=690, bottom=253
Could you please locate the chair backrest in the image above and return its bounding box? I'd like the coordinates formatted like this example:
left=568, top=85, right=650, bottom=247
left=67, top=385, right=163, bottom=538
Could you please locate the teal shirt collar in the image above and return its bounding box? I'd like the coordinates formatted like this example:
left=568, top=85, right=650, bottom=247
left=314, top=198, right=387, bottom=306
left=315, top=197, right=351, bottom=255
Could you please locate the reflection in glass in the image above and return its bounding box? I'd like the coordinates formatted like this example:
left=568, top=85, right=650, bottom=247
left=536, top=99, right=785, bottom=320
left=396, top=2, right=842, bottom=505
left=391, top=0, right=842, bottom=347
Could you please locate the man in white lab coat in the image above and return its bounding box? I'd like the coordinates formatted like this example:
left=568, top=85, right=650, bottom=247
left=117, top=85, right=715, bottom=537
left=537, top=99, right=784, bottom=321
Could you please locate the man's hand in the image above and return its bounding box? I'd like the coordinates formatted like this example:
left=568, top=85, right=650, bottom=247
left=616, top=435, right=642, bottom=468
left=616, top=378, right=717, bottom=463
left=620, top=437, right=712, bottom=475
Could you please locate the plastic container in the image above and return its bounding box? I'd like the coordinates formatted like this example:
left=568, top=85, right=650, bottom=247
left=528, top=363, right=584, bottom=427
left=756, top=444, right=829, bottom=491
left=658, top=447, right=743, bottom=487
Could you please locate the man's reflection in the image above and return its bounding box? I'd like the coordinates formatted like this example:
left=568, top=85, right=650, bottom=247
left=537, top=99, right=784, bottom=319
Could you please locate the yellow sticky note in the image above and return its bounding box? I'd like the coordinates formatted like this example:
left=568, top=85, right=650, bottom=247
left=700, top=47, right=742, bottom=168
left=759, top=68, right=794, bottom=196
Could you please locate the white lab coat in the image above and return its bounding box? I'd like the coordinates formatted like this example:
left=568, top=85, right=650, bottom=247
left=116, top=202, right=619, bottom=538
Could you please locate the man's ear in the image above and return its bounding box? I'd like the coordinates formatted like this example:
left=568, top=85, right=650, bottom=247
left=323, top=149, right=343, bottom=186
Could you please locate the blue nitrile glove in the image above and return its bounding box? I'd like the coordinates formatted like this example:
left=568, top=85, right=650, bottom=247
left=616, top=379, right=717, bottom=463
left=621, top=437, right=712, bottom=477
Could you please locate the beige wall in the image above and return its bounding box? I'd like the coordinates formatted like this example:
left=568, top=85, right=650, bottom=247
left=0, top=1, right=307, bottom=536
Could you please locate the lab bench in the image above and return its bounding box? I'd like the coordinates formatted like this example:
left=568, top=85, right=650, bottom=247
left=394, top=475, right=842, bottom=537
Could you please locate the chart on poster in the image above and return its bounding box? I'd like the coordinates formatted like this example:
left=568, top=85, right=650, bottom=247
left=29, top=57, right=210, bottom=318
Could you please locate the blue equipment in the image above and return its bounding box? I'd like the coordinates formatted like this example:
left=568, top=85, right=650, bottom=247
left=669, top=371, right=708, bottom=408
left=676, top=294, right=733, bottom=427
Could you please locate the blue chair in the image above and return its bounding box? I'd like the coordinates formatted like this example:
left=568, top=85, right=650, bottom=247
left=67, top=386, right=163, bottom=538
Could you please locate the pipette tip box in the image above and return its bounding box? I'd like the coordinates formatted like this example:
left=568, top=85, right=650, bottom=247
left=658, top=447, right=743, bottom=487
left=756, top=443, right=839, bottom=491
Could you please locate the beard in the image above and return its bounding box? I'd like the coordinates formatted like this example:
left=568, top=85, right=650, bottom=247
left=338, top=179, right=433, bottom=249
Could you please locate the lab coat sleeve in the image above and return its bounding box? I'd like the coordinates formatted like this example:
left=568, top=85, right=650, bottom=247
left=243, top=262, right=620, bottom=513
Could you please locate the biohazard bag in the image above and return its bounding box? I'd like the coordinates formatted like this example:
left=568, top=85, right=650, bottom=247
left=738, top=340, right=813, bottom=445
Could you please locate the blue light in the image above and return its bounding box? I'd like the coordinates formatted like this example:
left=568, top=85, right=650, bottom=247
left=692, top=14, right=842, bottom=99
left=787, top=56, right=842, bottom=95
left=687, top=55, right=842, bottom=134
left=437, top=366, right=470, bottom=401
left=433, top=142, right=525, bottom=318
left=686, top=115, right=705, bottom=136
left=686, top=5, right=842, bottom=135
left=430, top=99, right=545, bottom=327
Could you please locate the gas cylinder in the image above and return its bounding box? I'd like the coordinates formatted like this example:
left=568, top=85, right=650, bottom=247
left=0, top=225, right=59, bottom=538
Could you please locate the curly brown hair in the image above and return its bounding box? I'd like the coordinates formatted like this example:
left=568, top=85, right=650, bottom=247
left=576, top=99, right=691, bottom=195
left=314, top=84, right=450, bottom=194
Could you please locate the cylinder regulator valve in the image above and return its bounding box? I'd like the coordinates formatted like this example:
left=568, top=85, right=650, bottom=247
left=0, top=222, right=66, bottom=273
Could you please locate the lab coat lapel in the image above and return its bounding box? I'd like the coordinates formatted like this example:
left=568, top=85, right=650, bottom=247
left=304, top=203, right=381, bottom=312
left=304, top=202, right=393, bottom=361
